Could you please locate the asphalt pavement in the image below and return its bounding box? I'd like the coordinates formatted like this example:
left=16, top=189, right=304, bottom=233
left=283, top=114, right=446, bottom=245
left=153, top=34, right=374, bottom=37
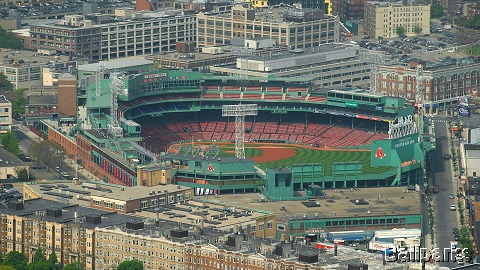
left=431, top=117, right=460, bottom=268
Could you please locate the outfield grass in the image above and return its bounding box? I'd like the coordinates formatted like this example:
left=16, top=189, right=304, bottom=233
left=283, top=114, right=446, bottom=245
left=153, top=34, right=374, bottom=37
left=219, top=147, right=263, bottom=158
left=219, top=144, right=394, bottom=176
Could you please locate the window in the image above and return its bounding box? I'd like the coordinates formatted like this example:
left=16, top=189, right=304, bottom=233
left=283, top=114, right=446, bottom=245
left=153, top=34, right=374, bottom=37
left=115, top=204, right=124, bottom=210
left=267, top=220, right=273, bottom=229
left=141, top=200, right=148, bottom=208
left=93, top=200, right=101, bottom=206
left=258, top=223, right=264, bottom=231
left=104, top=202, right=112, bottom=208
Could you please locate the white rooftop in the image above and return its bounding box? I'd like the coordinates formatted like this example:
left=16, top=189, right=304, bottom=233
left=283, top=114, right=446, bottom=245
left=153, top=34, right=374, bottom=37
left=78, top=58, right=154, bottom=72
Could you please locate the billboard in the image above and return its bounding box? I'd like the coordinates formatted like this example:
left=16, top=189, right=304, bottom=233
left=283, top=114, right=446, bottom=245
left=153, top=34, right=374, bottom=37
left=459, top=106, right=470, bottom=117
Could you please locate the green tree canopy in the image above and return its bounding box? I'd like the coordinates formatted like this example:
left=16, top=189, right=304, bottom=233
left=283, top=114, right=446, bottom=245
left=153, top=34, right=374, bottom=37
left=0, top=72, right=13, bottom=92
left=33, top=248, right=45, bottom=263
left=430, top=4, right=444, bottom=18
left=117, top=260, right=144, bottom=270
left=0, top=265, right=16, bottom=270
left=11, top=88, right=27, bottom=120
left=47, top=252, right=57, bottom=267
left=28, top=140, right=66, bottom=171
left=0, top=26, right=23, bottom=50
left=0, top=132, right=20, bottom=156
left=4, top=251, right=27, bottom=270
left=413, top=25, right=422, bottom=35
left=14, top=166, right=30, bottom=181
left=62, top=262, right=82, bottom=270
left=396, top=26, right=406, bottom=36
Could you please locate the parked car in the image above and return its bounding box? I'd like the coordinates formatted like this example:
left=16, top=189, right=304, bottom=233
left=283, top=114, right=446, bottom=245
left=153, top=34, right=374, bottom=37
left=450, top=205, right=456, bottom=211
left=444, top=154, right=451, bottom=160
left=449, top=193, right=455, bottom=199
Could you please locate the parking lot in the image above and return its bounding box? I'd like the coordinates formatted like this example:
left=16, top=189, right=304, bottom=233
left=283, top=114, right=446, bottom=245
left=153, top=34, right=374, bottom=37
left=0, top=0, right=132, bottom=19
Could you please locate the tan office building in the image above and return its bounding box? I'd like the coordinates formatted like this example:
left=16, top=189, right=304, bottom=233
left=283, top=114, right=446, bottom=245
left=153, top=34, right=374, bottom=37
left=0, top=95, right=12, bottom=133
left=364, top=1, right=430, bottom=39
left=196, top=5, right=339, bottom=49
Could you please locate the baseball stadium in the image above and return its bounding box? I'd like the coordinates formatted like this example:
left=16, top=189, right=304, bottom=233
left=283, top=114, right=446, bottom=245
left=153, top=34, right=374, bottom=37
left=36, top=69, right=426, bottom=201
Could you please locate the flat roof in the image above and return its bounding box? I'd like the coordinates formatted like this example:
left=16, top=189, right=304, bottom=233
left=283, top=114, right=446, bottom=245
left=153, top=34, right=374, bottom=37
left=246, top=44, right=358, bottom=62
left=0, top=198, right=142, bottom=229
left=78, top=58, right=153, bottom=72
left=202, top=186, right=421, bottom=219
left=89, top=183, right=192, bottom=201
left=23, top=181, right=271, bottom=232
left=29, top=95, right=57, bottom=106
left=0, top=49, right=72, bottom=68
left=25, top=180, right=192, bottom=202
left=0, top=147, right=24, bottom=168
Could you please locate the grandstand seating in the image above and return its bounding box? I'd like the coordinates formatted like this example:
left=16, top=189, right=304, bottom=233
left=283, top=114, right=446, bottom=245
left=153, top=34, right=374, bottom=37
left=138, top=111, right=389, bottom=154
left=306, top=96, right=327, bottom=103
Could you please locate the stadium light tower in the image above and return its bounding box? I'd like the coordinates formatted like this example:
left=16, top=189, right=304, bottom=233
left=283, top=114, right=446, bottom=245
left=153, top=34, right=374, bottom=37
left=95, top=61, right=106, bottom=97
left=107, top=73, right=124, bottom=138
left=222, top=104, right=258, bottom=159
left=360, top=50, right=385, bottom=95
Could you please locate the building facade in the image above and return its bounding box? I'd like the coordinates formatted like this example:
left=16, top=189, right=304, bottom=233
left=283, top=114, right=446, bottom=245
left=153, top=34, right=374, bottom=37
left=210, top=44, right=371, bottom=87
left=57, top=73, right=77, bottom=117
left=331, top=0, right=365, bottom=20
left=0, top=95, right=12, bottom=134
left=364, top=1, right=430, bottom=39
left=377, top=61, right=480, bottom=108
left=0, top=199, right=142, bottom=269
left=196, top=5, right=339, bottom=49
left=28, top=10, right=196, bottom=60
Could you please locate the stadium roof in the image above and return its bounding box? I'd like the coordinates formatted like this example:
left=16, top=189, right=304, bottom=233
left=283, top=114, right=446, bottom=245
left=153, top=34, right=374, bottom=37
left=204, top=74, right=309, bottom=83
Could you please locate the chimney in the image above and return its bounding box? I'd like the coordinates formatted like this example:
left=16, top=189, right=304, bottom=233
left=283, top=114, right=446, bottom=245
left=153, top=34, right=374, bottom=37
left=74, top=211, right=78, bottom=222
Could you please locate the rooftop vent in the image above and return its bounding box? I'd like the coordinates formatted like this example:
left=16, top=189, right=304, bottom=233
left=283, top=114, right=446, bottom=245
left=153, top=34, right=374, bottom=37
left=350, top=199, right=369, bottom=205
left=46, top=208, right=62, bottom=217
left=170, top=229, right=188, bottom=238
left=126, top=221, right=144, bottom=230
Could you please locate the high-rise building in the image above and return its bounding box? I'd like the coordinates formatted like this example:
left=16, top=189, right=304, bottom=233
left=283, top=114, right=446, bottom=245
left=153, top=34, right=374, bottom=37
left=196, top=5, right=339, bottom=49
left=28, top=9, right=196, bottom=60
left=364, top=1, right=430, bottom=39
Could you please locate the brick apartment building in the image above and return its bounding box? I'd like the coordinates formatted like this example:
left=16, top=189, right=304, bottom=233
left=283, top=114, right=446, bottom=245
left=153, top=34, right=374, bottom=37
left=28, top=9, right=195, bottom=60
left=331, top=0, right=365, bottom=20
left=377, top=59, right=480, bottom=108
left=0, top=199, right=142, bottom=269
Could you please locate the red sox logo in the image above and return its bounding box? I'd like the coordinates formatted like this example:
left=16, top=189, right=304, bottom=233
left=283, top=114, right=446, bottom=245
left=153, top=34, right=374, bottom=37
left=208, top=164, right=214, bottom=171
left=375, top=147, right=386, bottom=159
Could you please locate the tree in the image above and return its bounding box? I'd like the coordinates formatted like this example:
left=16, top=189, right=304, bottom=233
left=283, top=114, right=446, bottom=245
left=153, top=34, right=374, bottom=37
left=116, top=260, right=144, bottom=270
left=14, top=166, right=30, bottom=181
left=413, top=25, right=422, bottom=35
left=4, top=251, right=27, bottom=270
left=62, top=262, right=82, bottom=270
left=28, top=140, right=66, bottom=171
left=0, top=26, right=23, bottom=50
left=0, top=72, right=13, bottom=92
left=47, top=252, right=58, bottom=270
left=430, top=4, right=444, bottom=18
left=0, top=266, right=16, bottom=270
left=11, top=88, right=27, bottom=120
left=33, top=248, right=45, bottom=263
left=396, top=26, right=406, bottom=36
left=0, top=132, right=20, bottom=156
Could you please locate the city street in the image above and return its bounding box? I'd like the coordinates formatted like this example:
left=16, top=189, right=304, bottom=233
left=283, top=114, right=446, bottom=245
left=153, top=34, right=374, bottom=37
left=11, top=124, right=93, bottom=181
left=431, top=117, right=459, bottom=268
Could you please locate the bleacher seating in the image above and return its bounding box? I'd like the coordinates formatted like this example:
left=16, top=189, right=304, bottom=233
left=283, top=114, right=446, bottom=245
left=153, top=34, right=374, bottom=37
left=266, top=87, right=283, bottom=92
